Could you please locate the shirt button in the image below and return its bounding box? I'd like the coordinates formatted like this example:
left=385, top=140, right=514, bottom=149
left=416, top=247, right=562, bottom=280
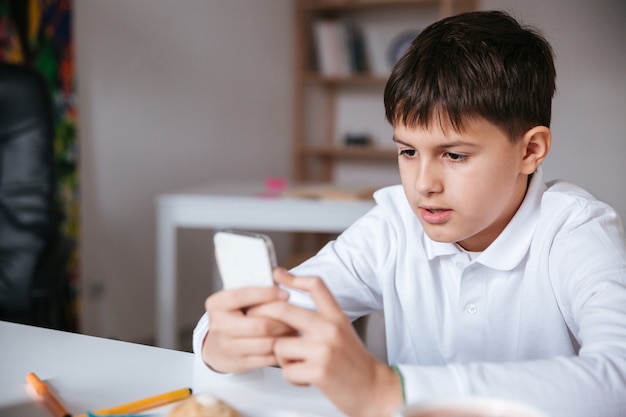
left=465, top=304, right=478, bottom=315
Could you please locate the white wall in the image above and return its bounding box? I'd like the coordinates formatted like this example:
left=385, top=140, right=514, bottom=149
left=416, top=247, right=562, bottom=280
left=75, top=0, right=626, bottom=344
left=75, top=1, right=293, bottom=342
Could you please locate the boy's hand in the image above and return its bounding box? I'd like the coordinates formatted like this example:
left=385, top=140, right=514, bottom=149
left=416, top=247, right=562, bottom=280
left=250, top=269, right=403, bottom=417
left=201, top=284, right=293, bottom=374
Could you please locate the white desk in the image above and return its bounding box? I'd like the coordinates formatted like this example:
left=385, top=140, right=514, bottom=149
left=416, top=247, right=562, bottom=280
left=0, top=321, right=344, bottom=417
left=156, top=181, right=376, bottom=349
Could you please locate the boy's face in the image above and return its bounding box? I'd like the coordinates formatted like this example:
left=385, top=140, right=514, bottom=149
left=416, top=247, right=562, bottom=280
left=394, top=117, right=531, bottom=252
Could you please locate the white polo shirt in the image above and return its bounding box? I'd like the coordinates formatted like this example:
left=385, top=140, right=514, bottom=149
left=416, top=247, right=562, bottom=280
left=194, top=168, right=626, bottom=417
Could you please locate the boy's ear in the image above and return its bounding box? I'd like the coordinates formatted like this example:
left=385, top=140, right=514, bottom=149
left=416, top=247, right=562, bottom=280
left=520, top=126, right=551, bottom=174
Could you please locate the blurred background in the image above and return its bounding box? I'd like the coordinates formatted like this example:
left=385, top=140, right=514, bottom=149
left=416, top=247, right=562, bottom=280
left=1, top=0, right=624, bottom=351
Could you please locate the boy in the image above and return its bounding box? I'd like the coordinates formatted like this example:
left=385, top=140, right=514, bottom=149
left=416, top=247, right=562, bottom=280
left=194, top=10, right=626, bottom=417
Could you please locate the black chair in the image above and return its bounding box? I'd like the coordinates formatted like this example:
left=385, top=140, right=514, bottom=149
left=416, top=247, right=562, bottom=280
left=0, top=62, right=74, bottom=330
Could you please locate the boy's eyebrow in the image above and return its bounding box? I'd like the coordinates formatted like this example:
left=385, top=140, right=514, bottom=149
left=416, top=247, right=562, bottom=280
left=392, top=136, right=411, bottom=147
left=392, top=136, right=480, bottom=149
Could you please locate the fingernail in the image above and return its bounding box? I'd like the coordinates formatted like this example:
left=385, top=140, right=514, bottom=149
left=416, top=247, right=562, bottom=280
left=277, top=289, right=289, bottom=300
left=274, top=268, right=288, bottom=280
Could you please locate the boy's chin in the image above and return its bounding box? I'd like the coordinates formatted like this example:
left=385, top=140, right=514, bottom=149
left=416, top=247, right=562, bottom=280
left=422, top=230, right=458, bottom=244
left=418, top=222, right=457, bottom=242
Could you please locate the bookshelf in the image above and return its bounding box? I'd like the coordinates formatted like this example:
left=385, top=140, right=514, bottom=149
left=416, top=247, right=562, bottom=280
left=288, top=0, right=478, bottom=267
left=292, top=0, right=478, bottom=184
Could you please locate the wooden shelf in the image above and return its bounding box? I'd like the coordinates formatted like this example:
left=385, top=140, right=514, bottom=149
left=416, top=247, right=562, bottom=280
left=299, top=0, right=477, bottom=17
left=299, top=144, right=397, bottom=160
left=292, top=0, right=478, bottom=183
left=302, top=72, right=389, bottom=85
left=301, top=0, right=441, bottom=12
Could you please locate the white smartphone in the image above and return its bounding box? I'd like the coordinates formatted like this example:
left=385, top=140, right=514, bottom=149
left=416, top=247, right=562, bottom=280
left=213, top=230, right=277, bottom=290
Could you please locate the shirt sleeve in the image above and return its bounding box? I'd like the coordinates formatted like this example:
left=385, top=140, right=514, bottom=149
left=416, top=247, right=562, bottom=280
left=289, top=205, right=393, bottom=319
left=398, top=352, right=626, bottom=416
left=192, top=311, right=210, bottom=356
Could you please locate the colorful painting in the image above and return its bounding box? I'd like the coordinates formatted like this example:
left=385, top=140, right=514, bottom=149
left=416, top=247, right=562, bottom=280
left=0, top=0, right=79, bottom=330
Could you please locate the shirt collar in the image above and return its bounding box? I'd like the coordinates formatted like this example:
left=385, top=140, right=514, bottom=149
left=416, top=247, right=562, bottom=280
left=424, top=167, right=547, bottom=270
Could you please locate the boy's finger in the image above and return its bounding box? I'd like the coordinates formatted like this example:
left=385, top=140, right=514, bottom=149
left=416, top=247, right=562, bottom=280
left=216, top=350, right=279, bottom=374
left=251, top=300, right=335, bottom=336
left=206, top=286, right=288, bottom=312
left=274, top=269, right=342, bottom=317
left=272, top=338, right=321, bottom=385
left=211, top=313, right=294, bottom=337
left=250, top=301, right=314, bottom=333
left=227, top=336, right=279, bottom=357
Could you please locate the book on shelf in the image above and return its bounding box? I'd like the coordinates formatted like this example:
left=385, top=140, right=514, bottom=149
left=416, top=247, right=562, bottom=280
left=311, top=18, right=369, bottom=76
left=345, top=21, right=369, bottom=73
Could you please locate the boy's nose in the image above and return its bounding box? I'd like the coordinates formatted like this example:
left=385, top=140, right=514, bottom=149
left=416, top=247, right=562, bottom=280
left=414, top=161, right=443, bottom=195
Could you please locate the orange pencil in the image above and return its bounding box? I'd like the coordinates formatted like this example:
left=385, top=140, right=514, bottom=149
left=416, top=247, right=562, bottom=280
left=77, top=387, right=192, bottom=416
left=26, top=372, right=72, bottom=417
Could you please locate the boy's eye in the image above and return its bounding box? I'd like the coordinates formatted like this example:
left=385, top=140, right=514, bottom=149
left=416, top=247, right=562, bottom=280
left=446, top=152, right=466, bottom=161
left=399, top=149, right=416, bottom=157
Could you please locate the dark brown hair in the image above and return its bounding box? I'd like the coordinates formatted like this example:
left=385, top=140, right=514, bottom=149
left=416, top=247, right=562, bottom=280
left=384, top=10, right=556, bottom=142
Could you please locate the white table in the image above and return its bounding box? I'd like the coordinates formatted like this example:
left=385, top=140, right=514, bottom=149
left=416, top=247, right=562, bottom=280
left=0, top=321, right=344, bottom=417
left=156, top=181, right=376, bottom=349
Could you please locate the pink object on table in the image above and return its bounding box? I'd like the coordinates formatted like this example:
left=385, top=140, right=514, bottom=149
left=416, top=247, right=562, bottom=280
left=258, top=177, right=288, bottom=198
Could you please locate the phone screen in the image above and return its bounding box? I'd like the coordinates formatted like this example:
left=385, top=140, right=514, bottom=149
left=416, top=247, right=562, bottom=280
left=214, top=230, right=277, bottom=289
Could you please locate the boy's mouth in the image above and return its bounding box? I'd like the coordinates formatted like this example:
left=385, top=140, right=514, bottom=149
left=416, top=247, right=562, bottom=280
left=419, top=206, right=452, bottom=224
